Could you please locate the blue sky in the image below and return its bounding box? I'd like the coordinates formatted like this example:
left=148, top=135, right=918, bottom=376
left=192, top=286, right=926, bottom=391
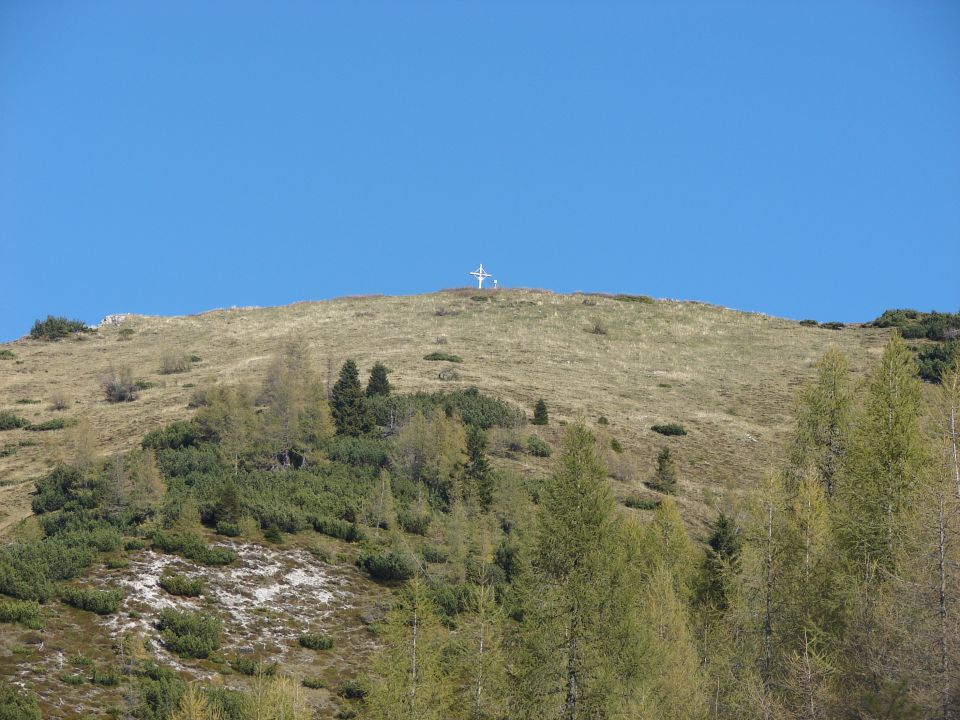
left=2, top=1, right=958, bottom=341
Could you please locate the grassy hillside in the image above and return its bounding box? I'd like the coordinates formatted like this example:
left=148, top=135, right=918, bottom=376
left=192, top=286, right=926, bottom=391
left=0, top=289, right=888, bottom=536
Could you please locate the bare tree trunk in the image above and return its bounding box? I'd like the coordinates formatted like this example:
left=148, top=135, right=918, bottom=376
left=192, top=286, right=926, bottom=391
left=938, top=489, right=952, bottom=720
left=410, top=600, right=418, bottom=714
left=564, top=617, right=580, bottom=720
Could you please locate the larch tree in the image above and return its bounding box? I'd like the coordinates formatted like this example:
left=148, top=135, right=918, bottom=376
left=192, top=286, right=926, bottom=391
left=837, top=335, right=926, bottom=572
left=790, top=347, right=855, bottom=497
left=509, top=421, right=641, bottom=720
left=365, top=577, right=451, bottom=720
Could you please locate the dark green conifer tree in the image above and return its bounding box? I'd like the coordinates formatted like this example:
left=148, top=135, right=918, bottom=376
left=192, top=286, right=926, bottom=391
left=465, top=425, right=494, bottom=509
left=652, top=447, right=678, bottom=494
left=532, top=399, right=549, bottom=426
left=331, top=359, right=373, bottom=436
left=699, top=511, right=741, bottom=610
left=366, top=362, right=391, bottom=397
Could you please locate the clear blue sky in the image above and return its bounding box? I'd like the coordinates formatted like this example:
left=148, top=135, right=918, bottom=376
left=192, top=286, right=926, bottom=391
left=2, top=1, right=958, bottom=341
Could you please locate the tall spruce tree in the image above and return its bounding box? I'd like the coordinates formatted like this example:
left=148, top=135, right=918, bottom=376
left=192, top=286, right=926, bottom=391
left=331, top=359, right=373, bottom=436
left=509, top=421, right=641, bottom=720
left=367, top=362, right=391, bottom=397
left=465, top=425, right=494, bottom=510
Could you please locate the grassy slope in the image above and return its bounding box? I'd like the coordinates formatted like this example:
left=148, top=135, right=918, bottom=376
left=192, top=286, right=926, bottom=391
left=0, top=288, right=889, bottom=536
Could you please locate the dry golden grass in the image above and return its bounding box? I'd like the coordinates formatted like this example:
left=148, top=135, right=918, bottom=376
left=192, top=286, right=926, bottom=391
left=0, top=289, right=889, bottom=535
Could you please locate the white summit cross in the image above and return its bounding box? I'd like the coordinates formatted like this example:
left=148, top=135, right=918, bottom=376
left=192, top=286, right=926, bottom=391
left=469, top=263, right=492, bottom=289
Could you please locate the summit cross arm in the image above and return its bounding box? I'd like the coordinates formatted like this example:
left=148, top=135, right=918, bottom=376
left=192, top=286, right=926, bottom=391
left=470, top=263, right=492, bottom=289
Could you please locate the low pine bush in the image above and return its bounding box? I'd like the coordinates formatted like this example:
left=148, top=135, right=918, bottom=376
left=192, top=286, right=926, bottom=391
left=531, top=398, right=549, bottom=425
left=61, top=586, right=124, bottom=615
left=302, top=676, right=326, bottom=689
left=215, top=520, right=241, bottom=537
left=0, top=412, right=29, bottom=431
left=150, top=530, right=237, bottom=566
left=26, top=418, right=68, bottom=432
left=29, top=315, right=88, bottom=341
left=91, top=663, right=121, bottom=686
left=356, top=549, right=415, bottom=582
left=338, top=679, right=369, bottom=700
left=159, top=574, right=204, bottom=597
left=157, top=608, right=222, bottom=659
left=0, top=599, right=41, bottom=626
left=527, top=435, right=552, bottom=457
left=310, top=516, right=364, bottom=542
left=651, top=423, right=687, bottom=437
left=298, top=633, right=334, bottom=650
left=0, top=349, right=16, bottom=360
left=424, top=352, right=463, bottom=363
left=397, top=510, right=431, bottom=536
left=624, top=496, right=661, bottom=511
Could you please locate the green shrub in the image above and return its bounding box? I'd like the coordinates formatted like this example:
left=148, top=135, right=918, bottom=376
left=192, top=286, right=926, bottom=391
left=421, top=545, right=449, bottom=563
left=423, top=352, right=463, bottom=363
left=302, top=676, right=326, bottom=689
left=26, top=418, right=67, bottom=432
left=820, top=321, right=845, bottom=330
left=215, top=520, right=241, bottom=537
left=298, top=633, right=334, bottom=650
left=597, top=416, right=609, bottom=426
left=397, top=510, right=431, bottom=536
left=61, top=586, right=124, bottom=615
left=324, top=435, right=391, bottom=468
left=610, top=438, right=623, bottom=454
left=799, top=319, right=819, bottom=326
left=15, top=399, right=39, bottom=405
left=368, top=387, right=525, bottom=429
left=135, top=379, right=157, bottom=390
left=142, top=421, right=199, bottom=451
left=623, top=496, right=661, bottom=510
left=356, top=549, right=416, bottom=582
left=29, top=315, right=88, bottom=341
left=150, top=530, right=237, bottom=566
left=651, top=423, right=687, bottom=436
left=916, top=341, right=960, bottom=384
left=527, top=435, right=552, bottom=457
left=338, top=679, right=369, bottom=700
left=428, top=579, right=471, bottom=617
left=0, top=412, right=29, bottom=431
left=159, top=574, right=204, bottom=597
left=0, top=349, right=16, bottom=360
left=870, top=309, right=960, bottom=341
left=310, top=516, right=364, bottom=542
left=59, top=672, right=85, bottom=685
left=0, top=684, right=41, bottom=720
left=231, top=654, right=277, bottom=676
left=614, top=294, right=654, bottom=304
left=0, top=599, right=41, bottom=625
left=157, top=608, right=222, bottom=658
left=91, top=663, right=121, bottom=686
left=118, top=328, right=135, bottom=341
